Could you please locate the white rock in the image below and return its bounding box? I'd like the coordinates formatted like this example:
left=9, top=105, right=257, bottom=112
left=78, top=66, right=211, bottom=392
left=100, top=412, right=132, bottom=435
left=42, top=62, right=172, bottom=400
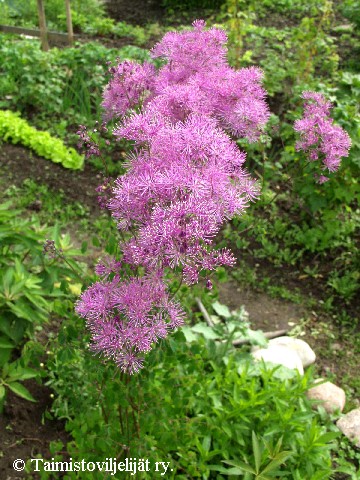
left=267, top=336, right=316, bottom=368
left=337, top=408, right=360, bottom=447
left=307, top=380, right=346, bottom=413
left=251, top=345, right=304, bottom=375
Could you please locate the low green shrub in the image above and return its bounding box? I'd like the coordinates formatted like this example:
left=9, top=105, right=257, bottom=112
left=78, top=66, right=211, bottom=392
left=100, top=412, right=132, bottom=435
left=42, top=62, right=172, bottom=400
left=0, top=200, right=84, bottom=411
left=36, top=306, right=340, bottom=479
left=0, top=110, right=84, bottom=169
left=0, top=36, right=150, bottom=141
left=340, top=0, right=360, bottom=28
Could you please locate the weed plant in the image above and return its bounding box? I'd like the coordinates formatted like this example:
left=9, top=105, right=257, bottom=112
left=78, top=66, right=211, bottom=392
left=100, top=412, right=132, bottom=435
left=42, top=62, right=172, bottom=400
left=5, top=180, right=89, bottom=225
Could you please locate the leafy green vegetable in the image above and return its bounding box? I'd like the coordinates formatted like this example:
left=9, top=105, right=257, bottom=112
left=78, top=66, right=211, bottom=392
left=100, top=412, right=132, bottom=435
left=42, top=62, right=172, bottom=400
left=0, top=110, right=84, bottom=170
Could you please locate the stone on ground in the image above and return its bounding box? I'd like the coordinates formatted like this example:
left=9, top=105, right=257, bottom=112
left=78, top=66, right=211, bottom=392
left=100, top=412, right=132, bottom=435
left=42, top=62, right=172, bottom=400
left=336, top=408, right=360, bottom=447
left=266, top=336, right=316, bottom=368
left=251, top=345, right=304, bottom=375
left=306, top=380, right=346, bottom=413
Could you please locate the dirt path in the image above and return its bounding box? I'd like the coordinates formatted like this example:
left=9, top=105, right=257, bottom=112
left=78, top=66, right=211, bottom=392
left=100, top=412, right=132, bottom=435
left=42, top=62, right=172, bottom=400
left=218, top=279, right=305, bottom=332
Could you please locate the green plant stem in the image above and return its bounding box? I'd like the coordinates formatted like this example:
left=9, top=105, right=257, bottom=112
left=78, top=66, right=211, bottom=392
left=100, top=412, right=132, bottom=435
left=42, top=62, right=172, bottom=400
left=56, top=252, right=86, bottom=283
left=266, top=159, right=311, bottom=207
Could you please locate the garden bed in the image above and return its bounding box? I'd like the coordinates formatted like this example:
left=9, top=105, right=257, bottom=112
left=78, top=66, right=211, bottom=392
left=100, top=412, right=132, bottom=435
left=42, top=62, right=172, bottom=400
left=0, top=0, right=359, bottom=477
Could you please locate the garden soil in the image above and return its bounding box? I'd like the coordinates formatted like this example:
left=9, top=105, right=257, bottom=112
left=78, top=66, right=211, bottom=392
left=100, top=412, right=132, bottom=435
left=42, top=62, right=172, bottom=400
left=0, top=144, right=101, bottom=215
left=0, top=380, right=70, bottom=480
left=104, top=0, right=165, bottom=26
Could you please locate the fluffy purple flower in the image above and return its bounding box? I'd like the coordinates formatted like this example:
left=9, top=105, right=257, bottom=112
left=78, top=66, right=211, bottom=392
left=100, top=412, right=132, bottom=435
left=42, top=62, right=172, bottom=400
left=294, top=91, right=351, bottom=181
left=78, top=20, right=268, bottom=373
left=76, top=271, right=185, bottom=373
left=110, top=113, right=258, bottom=283
left=151, top=19, right=228, bottom=83
left=77, top=125, right=100, bottom=158
left=150, top=23, right=269, bottom=141
left=102, top=61, right=156, bottom=121
left=95, top=255, right=122, bottom=279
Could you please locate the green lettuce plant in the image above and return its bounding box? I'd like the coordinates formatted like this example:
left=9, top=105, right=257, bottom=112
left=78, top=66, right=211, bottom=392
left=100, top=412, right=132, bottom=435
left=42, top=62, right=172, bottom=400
left=0, top=110, right=84, bottom=169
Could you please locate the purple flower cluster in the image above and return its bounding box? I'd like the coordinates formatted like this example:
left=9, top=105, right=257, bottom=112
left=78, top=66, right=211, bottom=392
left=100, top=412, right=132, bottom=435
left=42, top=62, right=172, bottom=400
left=76, top=22, right=350, bottom=374
left=76, top=125, right=100, bottom=158
left=76, top=270, right=184, bottom=373
left=95, top=178, right=113, bottom=210
left=294, top=91, right=351, bottom=183
left=110, top=113, right=257, bottom=282
left=103, top=20, right=269, bottom=141
left=102, top=61, right=156, bottom=121
left=77, top=21, right=266, bottom=373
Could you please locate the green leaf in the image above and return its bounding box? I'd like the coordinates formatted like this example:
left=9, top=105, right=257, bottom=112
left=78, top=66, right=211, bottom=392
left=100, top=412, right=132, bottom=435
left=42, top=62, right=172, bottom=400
left=247, top=329, right=268, bottom=347
left=212, top=301, right=232, bottom=318
left=261, top=451, right=292, bottom=474
left=0, top=315, right=26, bottom=343
left=0, top=336, right=14, bottom=349
left=105, top=235, right=117, bottom=255
left=8, top=301, right=40, bottom=323
left=224, top=460, right=256, bottom=475
left=181, top=326, right=198, bottom=343
left=0, top=385, right=5, bottom=402
left=191, top=323, right=218, bottom=340
left=0, top=349, right=11, bottom=368
left=202, top=435, right=211, bottom=453
left=223, top=466, right=245, bottom=475
left=211, top=464, right=247, bottom=475
left=271, top=365, right=298, bottom=380
left=2, top=267, right=14, bottom=294
left=8, top=367, right=38, bottom=382
left=316, top=432, right=341, bottom=444
left=92, top=236, right=100, bottom=247
left=7, top=381, right=36, bottom=402
left=252, top=431, right=261, bottom=473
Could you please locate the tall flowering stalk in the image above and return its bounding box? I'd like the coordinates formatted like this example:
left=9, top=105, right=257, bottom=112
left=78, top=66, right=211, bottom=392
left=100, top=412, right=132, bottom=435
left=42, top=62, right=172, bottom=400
left=76, top=21, right=350, bottom=374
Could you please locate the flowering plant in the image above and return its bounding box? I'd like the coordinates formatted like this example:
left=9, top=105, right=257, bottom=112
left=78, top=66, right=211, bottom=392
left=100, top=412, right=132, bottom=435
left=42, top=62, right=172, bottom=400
left=76, top=20, right=350, bottom=374
left=294, top=91, right=351, bottom=184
